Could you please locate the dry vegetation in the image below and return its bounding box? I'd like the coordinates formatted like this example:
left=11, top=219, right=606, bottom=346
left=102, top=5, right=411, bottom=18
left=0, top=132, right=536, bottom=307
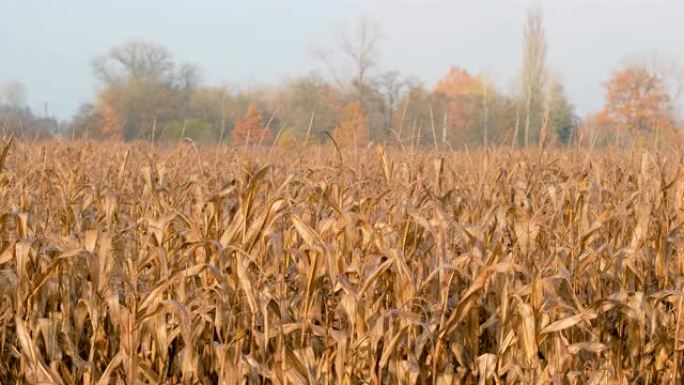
left=1, top=139, right=684, bottom=384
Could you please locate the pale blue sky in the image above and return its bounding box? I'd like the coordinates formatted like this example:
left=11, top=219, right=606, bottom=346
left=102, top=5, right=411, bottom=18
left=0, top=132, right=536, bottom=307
left=1, top=0, right=682, bottom=120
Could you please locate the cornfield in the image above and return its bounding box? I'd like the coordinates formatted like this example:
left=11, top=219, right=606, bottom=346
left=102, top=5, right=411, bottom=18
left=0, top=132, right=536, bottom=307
left=1, top=139, right=684, bottom=385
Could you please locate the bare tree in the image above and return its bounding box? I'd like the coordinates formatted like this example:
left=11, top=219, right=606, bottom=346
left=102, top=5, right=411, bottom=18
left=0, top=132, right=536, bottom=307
left=177, top=63, right=202, bottom=93
left=520, top=7, right=547, bottom=147
left=378, top=71, right=413, bottom=140
left=340, top=18, right=380, bottom=99
left=310, top=18, right=381, bottom=98
left=92, top=40, right=175, bottom=86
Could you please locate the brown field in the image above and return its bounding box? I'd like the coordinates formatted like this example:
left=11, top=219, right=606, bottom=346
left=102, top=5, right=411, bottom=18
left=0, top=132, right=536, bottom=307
left=1, top=140, right=684, bottom=384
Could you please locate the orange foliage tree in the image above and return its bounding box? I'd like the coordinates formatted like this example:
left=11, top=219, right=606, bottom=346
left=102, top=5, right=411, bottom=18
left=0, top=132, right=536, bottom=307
left=69, top=91, right=124, bottom=140
left=333, top=101, right=370, bottom=147
left=434, top=66, right=493, bottom=145
left=596, top=66, right=673, bottom=144
left=434, top=66, right=483, bottom=98
left=231, top=103, right=272, bottom=146
left=96, top=100, right=123, bottom=138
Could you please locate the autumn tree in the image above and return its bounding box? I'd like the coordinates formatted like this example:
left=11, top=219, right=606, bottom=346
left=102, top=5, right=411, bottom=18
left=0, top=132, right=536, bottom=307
left=596, top=65, right=673, bottom=145
left=314, top=17, right=381, bottom=100
left=93, top=41, right=182, bottom=85
left=175, top=86, right=231, bottom=142
left=69, top=99, right=123, bottom=140
left=313, top=18, right=387, bottom=141
left=434, top=66, right=498, bottom=147
left=626, top=52, right=684, bottom=121
left=392, top=84, right=433, bottom=147
left=69, top=103, right=96, bottom=138
left=377, top=71, right=413, bottom=140
left=231, top=103, right=271, bottom=146
left=333, top=101, right=369, bottom=147
left=338, top=19, right=387, bottom=141
left=544, top=78, right=576, bottom=145
left=518, top=7, right=548, bottom=147
left=92, top=41, right=199, bottom=140
left=277, top=75, right=342, bottom=144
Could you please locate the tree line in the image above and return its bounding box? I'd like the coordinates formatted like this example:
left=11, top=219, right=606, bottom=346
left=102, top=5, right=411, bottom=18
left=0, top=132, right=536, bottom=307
left=1, top=9, right=682, bottom=149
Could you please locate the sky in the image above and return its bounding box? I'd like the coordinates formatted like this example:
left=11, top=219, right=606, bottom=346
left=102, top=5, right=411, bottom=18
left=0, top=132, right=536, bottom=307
left=0, top=0, right=682, bottom=120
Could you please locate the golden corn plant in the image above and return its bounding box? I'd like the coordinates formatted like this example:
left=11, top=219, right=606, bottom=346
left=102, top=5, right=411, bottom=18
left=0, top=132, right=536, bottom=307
left=0, top=138, right=683, bottom=385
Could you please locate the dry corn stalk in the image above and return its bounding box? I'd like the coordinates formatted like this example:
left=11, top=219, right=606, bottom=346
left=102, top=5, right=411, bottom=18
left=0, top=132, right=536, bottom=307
left=0, top=140, right=682, bottom=384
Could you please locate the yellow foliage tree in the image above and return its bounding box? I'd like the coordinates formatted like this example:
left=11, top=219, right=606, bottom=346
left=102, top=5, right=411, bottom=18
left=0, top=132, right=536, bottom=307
left=333, top=101, right=369, bottom=147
